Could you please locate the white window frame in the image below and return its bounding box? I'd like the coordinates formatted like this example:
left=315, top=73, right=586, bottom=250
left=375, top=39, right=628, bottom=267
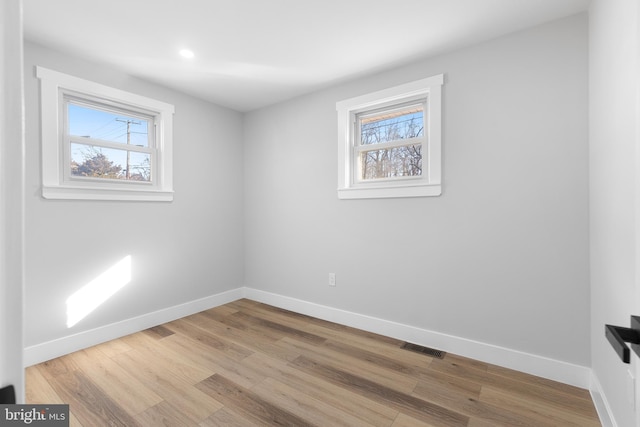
left=336, top=74, right=443, bottom=199
left=37, top=66, right=175, bottom=201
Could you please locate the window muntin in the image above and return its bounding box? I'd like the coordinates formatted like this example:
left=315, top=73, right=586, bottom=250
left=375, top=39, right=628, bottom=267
left=356, top=101, right=426, bottom=181
left=65, top=96, right=155, bottom=183
left=67, top=101, right=151, bottom=147
left=336, top=74, right=443, bottom=199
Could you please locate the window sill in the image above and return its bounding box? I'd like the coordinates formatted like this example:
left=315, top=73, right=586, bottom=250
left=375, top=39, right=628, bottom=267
left=37, top=66, right=174, bottom=203
left=42, top=185, right=174, bottom=202
left=337, top=184, right=441, bottom=200
left=336, top=74, right=444, bottom=201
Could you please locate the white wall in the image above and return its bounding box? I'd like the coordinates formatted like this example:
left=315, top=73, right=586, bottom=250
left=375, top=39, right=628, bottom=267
left=244, top=14, right=590, bottom=368
left=589, top=1, right=639, bottom=426
left=23, top=42, right=244, bottom=354
left=0, top=0, right=25, bottom=402
left=19, top=8, right=594, bottom=396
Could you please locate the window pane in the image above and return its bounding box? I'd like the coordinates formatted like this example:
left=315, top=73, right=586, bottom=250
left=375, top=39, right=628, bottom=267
left=360, top=144, right=422, bottom=180
left=71, top=143, right=151, bottom=182
left=360, top=105, right=424, bottom=145
left=68, top=102, right=150, bottom=147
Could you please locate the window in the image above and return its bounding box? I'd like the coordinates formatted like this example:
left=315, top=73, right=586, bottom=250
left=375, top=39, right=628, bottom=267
left=37, top=66, right=174, bottom=201
left=336, top=74, right=443, bottom=199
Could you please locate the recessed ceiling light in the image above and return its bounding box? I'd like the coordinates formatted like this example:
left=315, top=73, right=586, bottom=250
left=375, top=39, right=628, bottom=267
left=179, top=49, right=194, bottom=59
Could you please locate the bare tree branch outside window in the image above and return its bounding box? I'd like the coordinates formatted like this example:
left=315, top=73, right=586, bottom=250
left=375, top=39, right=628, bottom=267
left=70, top=145, right=151, bottom=182
left=359, top=105, right=424, bottom=180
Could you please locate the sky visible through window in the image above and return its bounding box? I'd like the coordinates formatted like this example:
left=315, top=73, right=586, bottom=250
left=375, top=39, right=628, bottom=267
left=68, top=103, right=151, bottom=181
left=359, top=106, right=424, bottom=179
left=68, top=103, right=149, bottom=145
left=360, top=108, right=424, bottom=145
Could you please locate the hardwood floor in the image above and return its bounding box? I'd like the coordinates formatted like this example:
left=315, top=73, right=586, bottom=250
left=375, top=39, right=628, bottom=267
left=26, top=299, right=601, bottom=426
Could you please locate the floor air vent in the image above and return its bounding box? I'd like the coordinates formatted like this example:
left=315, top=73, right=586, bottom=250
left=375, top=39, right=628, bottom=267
left=401, top=342, right=446, bottom=359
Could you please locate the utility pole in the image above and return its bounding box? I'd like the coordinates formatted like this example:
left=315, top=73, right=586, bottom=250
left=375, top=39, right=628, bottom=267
left=116, top=118, right=140, bottom=179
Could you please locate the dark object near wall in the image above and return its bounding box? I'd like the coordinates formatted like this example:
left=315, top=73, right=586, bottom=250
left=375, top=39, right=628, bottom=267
left=605, top=315, right=640, bottom=364
left=401, top=342, right=446, bottom=359
left=0, top=385, right=16, bottom=404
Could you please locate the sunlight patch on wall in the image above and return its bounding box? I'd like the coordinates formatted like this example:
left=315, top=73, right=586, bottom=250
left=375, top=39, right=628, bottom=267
left=66, top=255, right=132, bottom=328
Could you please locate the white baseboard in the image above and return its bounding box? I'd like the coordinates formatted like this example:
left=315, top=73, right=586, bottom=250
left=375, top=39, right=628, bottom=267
left=23, top=288, right=243, bottom=367
left=243, top=287, right=592, bottom=389
left=24, top=285, right=592, bottom=391
left=23, top=286, right=605, bottom=423
left=590, top=372, right=617, bottom=427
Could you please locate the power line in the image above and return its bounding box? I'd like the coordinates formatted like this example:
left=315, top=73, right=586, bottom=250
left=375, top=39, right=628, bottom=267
left=91, top=120, right=126, bottom=140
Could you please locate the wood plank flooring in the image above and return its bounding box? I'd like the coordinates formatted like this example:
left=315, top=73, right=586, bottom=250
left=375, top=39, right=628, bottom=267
left=26, top=299, right=601, bottom=426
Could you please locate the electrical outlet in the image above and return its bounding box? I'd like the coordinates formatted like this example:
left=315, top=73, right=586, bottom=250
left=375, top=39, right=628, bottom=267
left=329, top=273, right=336, bottom=287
